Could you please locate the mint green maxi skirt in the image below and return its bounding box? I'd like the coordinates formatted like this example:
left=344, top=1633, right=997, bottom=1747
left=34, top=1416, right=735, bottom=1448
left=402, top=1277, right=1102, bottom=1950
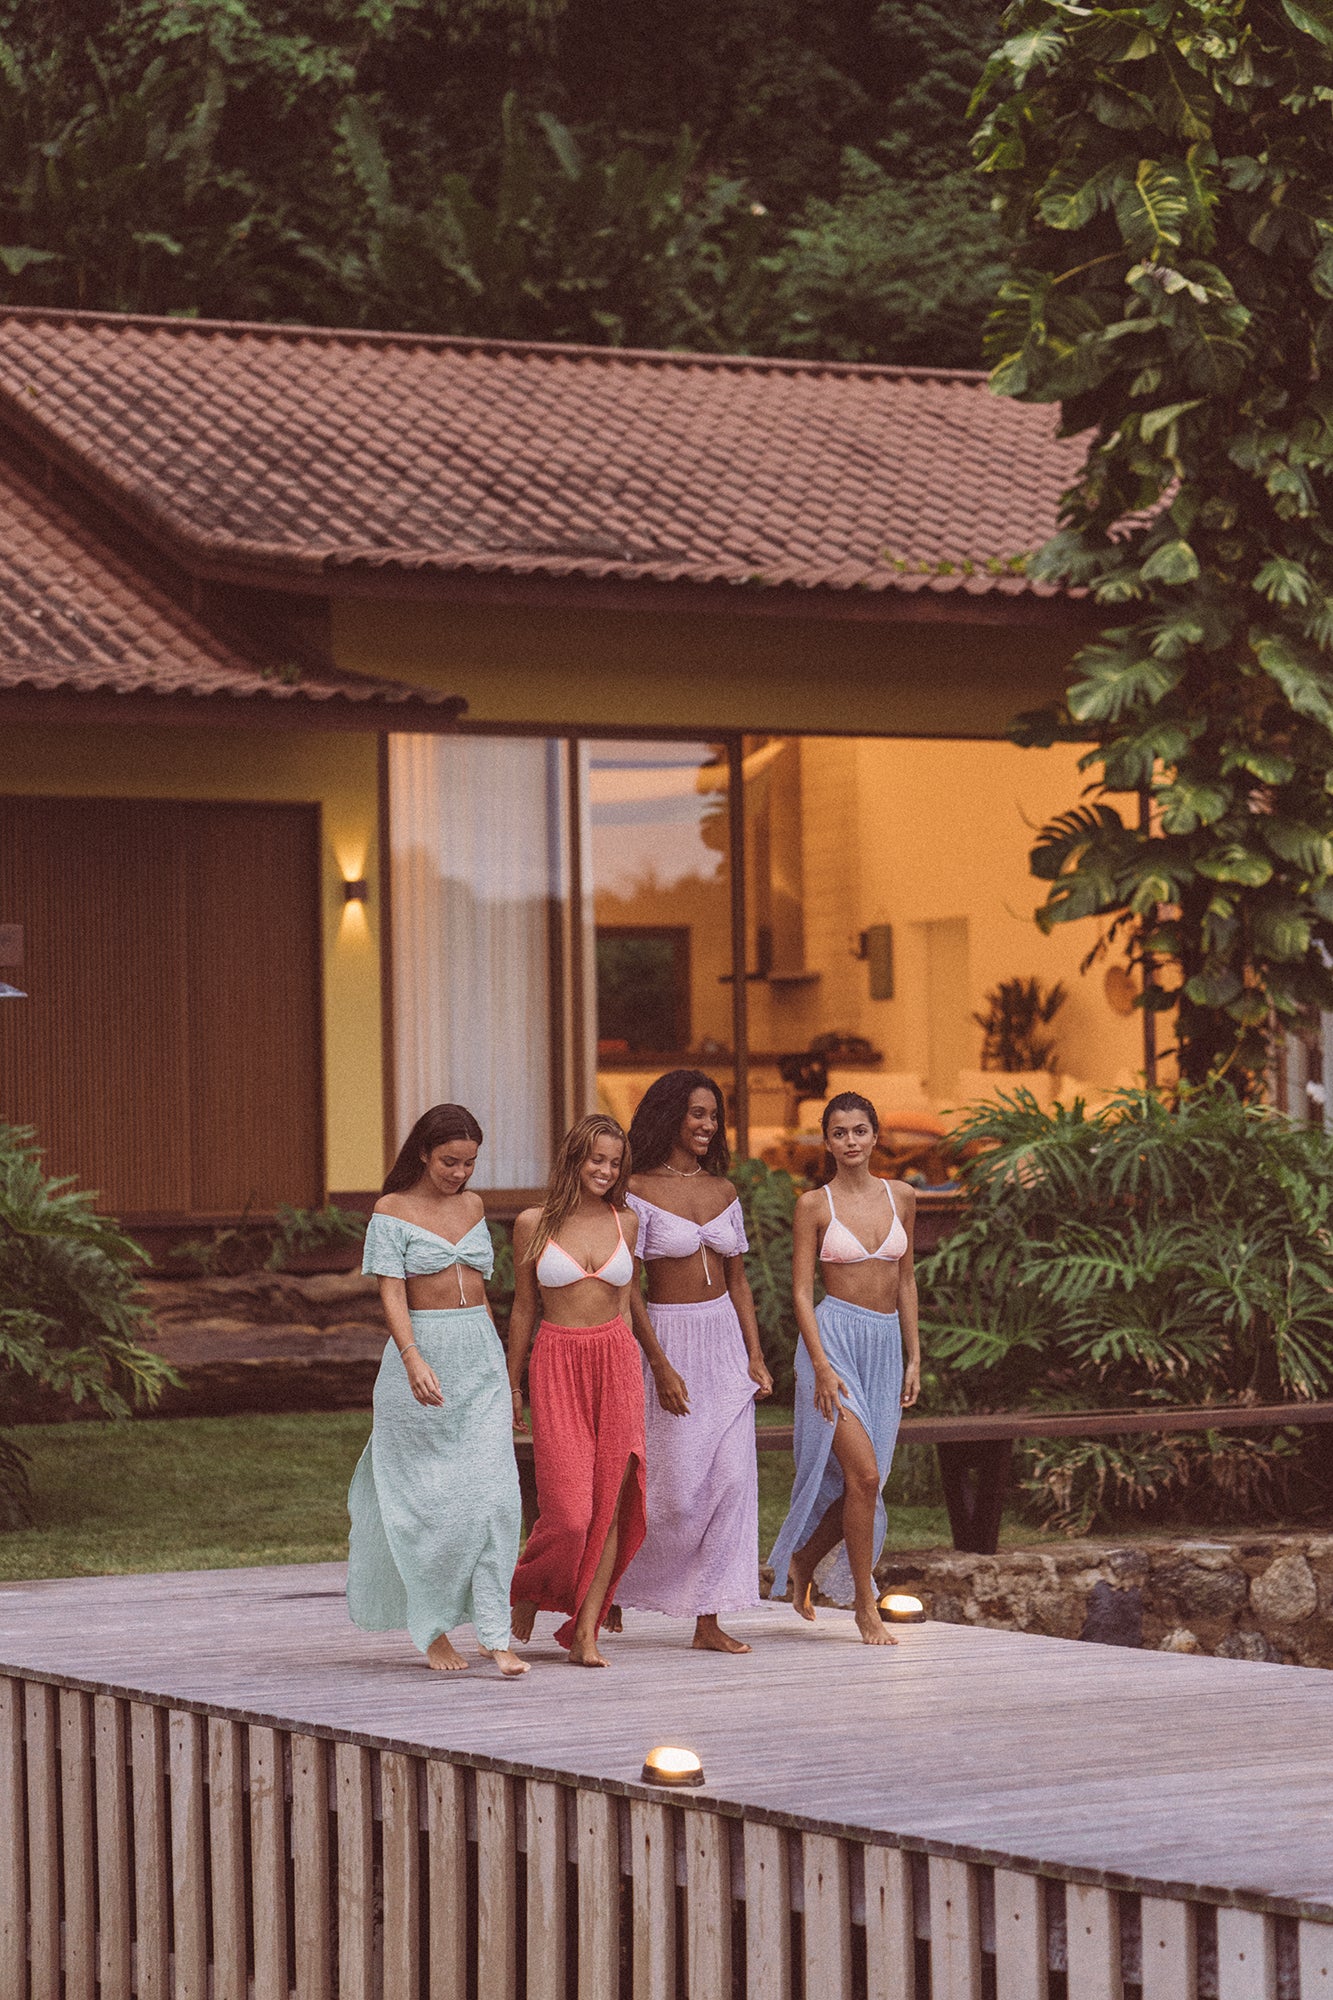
left=347, top=1306, right=521, bottom=1654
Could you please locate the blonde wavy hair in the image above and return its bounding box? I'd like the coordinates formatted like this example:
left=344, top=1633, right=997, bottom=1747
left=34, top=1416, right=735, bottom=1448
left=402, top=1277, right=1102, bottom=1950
left=527, top=1114, right=631, bottom=1265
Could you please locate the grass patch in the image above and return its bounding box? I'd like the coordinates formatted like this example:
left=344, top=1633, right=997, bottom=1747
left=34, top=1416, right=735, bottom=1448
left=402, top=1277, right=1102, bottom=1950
left=3, top=1408, right=1244, bottom=1586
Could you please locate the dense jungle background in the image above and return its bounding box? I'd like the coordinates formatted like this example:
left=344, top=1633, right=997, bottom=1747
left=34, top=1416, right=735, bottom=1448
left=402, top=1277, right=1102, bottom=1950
left=0, top=0, right=1003, bottom=362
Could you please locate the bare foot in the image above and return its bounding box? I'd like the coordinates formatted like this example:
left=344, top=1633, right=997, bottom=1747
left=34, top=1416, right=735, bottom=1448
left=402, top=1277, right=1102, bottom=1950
left=602, top=1603, right=623, bottom=1634
left=511, top=1599, right=537, bottom=1643
left=692, top=1614, right=751, bottom=1654
left=567, top=1634, right=611, bottom=1667
left=426, top=1634, right=469, bottom=1671
left=855, top=1606, right=898, bottom=1647
left=483, top=1647, right=531, bottom=1678
left=787, top=1550, right=817, bottom=1623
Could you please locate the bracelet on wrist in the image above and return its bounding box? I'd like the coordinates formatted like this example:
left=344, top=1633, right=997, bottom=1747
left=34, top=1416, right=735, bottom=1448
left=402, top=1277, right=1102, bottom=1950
left=400, top=1344, right=419, bottom=1361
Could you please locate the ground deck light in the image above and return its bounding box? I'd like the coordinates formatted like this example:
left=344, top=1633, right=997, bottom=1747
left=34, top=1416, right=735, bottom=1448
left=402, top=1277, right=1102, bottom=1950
left=879, top=1592, right=926, bottom=1624
left=641, top=1745, right=704, bottom=1788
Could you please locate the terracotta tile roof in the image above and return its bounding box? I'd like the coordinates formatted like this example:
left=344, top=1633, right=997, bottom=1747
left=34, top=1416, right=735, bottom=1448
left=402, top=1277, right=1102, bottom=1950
left=0, top=307, right=1084, bottom=603
left=0, top=455, right=458, bottom=711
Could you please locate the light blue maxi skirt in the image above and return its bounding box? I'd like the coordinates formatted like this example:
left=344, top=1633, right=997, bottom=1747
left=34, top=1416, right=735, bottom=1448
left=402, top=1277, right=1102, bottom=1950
left=769, top=1297, right=903, bottom=1601
left=347, top=1306, right=521, bottom=1654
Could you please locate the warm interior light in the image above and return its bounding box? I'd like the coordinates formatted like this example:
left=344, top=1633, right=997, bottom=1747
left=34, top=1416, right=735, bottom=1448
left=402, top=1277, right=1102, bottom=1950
left=879, top=1592, right=926, bottom=1624
left=641, top=1745, right=704, bottom=1787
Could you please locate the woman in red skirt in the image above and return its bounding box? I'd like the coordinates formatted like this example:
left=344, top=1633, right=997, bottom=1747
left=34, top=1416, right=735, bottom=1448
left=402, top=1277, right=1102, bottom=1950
left=508, top=1114, right=682, bottom=1666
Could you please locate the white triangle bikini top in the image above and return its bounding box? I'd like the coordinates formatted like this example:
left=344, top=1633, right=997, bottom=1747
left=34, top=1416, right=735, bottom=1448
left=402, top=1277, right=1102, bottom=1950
left=536, top=1209, right=635, bottom=1289
left=818, top=1180, right=907, bottom=1265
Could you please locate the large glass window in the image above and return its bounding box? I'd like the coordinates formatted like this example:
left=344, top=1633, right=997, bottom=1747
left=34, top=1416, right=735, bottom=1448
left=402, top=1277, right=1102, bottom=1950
left=587, top=740, right=734, bottom=1139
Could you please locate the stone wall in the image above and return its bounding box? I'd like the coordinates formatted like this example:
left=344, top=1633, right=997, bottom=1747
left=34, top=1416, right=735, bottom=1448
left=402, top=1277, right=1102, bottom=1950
left=874, top=1535, right=1333, bottom=1668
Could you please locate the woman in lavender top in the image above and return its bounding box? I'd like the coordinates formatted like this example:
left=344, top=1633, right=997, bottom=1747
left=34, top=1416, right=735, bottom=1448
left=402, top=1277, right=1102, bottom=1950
left=618, top=1070, right=773, bottom=1653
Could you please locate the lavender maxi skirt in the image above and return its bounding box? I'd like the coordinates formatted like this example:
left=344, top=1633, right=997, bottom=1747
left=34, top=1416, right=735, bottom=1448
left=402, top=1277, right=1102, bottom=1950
left=617, top=1296, right=761, bottom=1617
left=768, top=1297, right=903, bottom=1603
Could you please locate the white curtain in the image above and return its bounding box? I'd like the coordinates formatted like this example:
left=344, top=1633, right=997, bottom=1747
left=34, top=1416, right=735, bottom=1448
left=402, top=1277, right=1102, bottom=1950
left=389, top=735, right=564, bottom=1186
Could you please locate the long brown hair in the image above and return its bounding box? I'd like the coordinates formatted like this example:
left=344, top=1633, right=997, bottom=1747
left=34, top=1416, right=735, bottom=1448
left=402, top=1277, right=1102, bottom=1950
left=382, top=1104, right=484, bottom=1194
left=527, top=1114, right=631, bottom=1264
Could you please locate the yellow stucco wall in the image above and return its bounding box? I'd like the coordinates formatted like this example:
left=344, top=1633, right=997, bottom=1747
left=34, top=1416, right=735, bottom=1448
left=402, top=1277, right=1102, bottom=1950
left=0, top=724, right=383, bottom=1191
left=335, top=599, right=1085, bottom=738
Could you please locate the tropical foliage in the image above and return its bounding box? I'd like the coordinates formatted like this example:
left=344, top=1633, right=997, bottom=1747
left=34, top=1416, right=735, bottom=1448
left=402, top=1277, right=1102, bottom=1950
left=0, top=1124, right=177, bottom=1526
left=730, top=1157, right=804, bottom=1397
left=0, top=0, right=1004, bottom=366
left=168, top=1203, right=366, bottom=1277
left=919, top=1086, right=1333, bottom=1529
left=977, top=0, right=1333, bottom=1085
left=973, top=975, right=1068, bottom=1072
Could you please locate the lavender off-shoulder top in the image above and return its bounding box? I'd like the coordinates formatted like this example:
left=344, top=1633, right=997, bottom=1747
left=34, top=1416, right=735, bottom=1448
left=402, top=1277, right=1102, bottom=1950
left=624, top=1191, right=749, bottom=1261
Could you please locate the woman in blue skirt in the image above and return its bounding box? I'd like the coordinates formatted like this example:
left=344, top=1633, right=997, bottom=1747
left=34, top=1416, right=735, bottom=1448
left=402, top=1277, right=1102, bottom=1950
left=770, top=1091, right=920, bottom=1646
left=348, top=1103, right=527, bottom=1678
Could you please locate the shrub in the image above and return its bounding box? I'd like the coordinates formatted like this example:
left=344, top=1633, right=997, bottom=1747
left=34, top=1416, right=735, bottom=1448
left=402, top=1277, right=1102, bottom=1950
left=168, top=1203, right=366, bottom=1276
left=0, top=1124, right=179, bottom=1526
left=730, top=1158, right=804, bottom=1398
left=919, top=1086, right=1333, bottom=1531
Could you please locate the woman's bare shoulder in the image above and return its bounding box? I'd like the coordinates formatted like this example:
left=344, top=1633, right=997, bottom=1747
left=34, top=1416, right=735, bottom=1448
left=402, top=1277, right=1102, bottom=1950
left=794, top=1186, right=826, bottom=1217
left=619, top=1204, right=640, bottom=1246
left=373, top=1193, right=409, bottom=1219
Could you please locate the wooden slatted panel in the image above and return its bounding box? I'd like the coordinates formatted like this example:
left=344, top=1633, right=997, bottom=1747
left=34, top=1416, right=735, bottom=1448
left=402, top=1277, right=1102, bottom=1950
left=1216, top=1908, right=1277, bottom=2000
left=803, top=1834, right=852, bottom=2000
left=336, top=1742, right=376, bottom=2000
left=0, top=795, right=321, bottom=1217
left=1299, top=1921, right=1333, bottom=1997
left=25, top=1680, right=60, bottom=2000
left=1140, top=1894, right=1196, bottom=2000
left=929, top=1857, right=982, bottom=2000
left=993, top=1869, right=1046, bottom=2000
left=207, top=1718, right=248, bottom=2000
left=743, top=1823, right=792, bottom=2000
left=575, top=1787, right=621, bottom=2000
left=382, top=1752, right=422, bottom=2000
left=250, top=1725, right=290, bottom=2000
left=94, top=1696, right=133, bottom=2000
left=292, top=1733, right=334, bottom=2000
left=0, top=1681, right=24, bottom=2000
left=863, top=1846, right=915, bottom=2000
left=686, top=1811, right=731, bottom=2000
left=477, top=1769, right=518, bottom=2000
left=426, top=1761, right=468, bottom=2000
left=185, top=802, right=322, bottom=1211
left=631, top=1800, right=678, bottom=2000
left=131, top=1701, right=171, bottom=2000
left=59, top=1689, right=97, bottom=2000
left=1065, top=1883, right=1120, bottom=2000
left=169, top=1710, right=209, bottom=2000
left=525, top=1780, right=567, bottom=2000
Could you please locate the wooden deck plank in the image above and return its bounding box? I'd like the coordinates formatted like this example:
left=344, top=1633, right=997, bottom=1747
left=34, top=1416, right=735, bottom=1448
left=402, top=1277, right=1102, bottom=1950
left=206, top=1718, right=248, bottom=2000
left=169, top=1709, right=209, bottom=2000
left=25, top=1679, right=59, bottom=2000
left=59, top=1689, right=97, bottom=2000
left=743, top=1822, right=792, bottom=2000
left=95, top=1695, right=133, bottom=2000
left=0, top=1680, right=25, bottom=2000
left=525, top=1779, right=568, bottom=2000
left=130, top=1700, right=170, bottom=2000
left=993, top=1867, right=1046, bottom=2000
left=574, top=1785, right=620, bottom=2000
left=426, top=1761, right=468, bottom=2000
left=3, top=1564, right=1333, bottom=1921
left=292, top=1732, right=334, bottom=2000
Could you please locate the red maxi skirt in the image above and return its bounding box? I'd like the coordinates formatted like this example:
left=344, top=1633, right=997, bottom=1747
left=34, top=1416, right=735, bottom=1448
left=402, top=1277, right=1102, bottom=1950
left=511, top=1316, right=647, bottom=1648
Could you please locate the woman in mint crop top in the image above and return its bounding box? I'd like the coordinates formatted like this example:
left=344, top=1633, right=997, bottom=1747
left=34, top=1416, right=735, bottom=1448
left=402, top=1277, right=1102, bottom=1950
left=346, top=1102, right=526, bottom=1678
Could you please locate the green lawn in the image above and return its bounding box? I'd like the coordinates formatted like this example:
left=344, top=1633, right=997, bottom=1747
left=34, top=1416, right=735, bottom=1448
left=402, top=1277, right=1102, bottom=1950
left=0, top=1409, right=1012, bottom=1583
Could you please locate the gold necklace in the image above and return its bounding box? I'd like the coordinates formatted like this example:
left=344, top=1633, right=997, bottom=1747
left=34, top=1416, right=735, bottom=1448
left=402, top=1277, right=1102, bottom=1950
left=663, top=1162, right=704, bottom=1176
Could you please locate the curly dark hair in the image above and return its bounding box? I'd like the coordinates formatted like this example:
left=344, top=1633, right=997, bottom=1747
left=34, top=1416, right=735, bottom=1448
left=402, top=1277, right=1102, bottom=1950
left=627, top=1069, right=730, bottom=1177
left=382, top=1104, right=484, bottom=1194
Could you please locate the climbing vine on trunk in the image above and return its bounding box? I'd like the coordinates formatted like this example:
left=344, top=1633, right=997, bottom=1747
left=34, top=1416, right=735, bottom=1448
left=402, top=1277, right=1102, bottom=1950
left=976, top=0, right=1333, bottom=1085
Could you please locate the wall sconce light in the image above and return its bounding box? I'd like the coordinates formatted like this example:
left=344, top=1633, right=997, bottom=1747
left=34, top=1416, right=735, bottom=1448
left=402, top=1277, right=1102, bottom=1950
left=854, top=924, right=894, bottom=1000
left=879, top=1592, right=926, bottom=1624
left=343, top=879, right=369, bottom=905
left=641, top=1745, right=705, bottom=1788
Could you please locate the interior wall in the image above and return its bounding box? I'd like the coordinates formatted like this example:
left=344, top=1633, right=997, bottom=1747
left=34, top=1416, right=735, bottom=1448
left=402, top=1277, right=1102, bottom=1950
left=0, top=723, right=383, bottom=1193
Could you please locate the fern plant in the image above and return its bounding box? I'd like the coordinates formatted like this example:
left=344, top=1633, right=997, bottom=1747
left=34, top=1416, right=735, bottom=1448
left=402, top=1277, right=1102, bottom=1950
left=0, top=1124, right=178, bottom=1526
left=919, top=1085, right=1333, bottom=1530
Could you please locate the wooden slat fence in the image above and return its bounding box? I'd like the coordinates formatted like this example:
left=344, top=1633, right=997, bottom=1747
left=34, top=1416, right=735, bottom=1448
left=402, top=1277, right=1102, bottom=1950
left=1, top=1671, right=1328, bottom=2000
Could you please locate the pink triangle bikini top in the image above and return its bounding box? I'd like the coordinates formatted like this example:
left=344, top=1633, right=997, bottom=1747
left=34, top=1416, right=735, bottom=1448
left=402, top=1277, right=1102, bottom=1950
left=535, top=1209, right=635, bottom=1288
left=819, top=1180, right=908, bottom=1265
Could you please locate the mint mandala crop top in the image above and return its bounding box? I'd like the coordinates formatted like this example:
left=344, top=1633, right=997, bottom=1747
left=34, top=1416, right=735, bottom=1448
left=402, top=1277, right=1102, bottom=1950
left=362, top=1210, right=494, bottom=1304
left=535, top=1210, right=634, bottom=1289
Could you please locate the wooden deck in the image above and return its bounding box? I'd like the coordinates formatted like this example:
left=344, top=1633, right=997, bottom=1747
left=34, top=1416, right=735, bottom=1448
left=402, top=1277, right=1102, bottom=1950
left=2, top=1561, right=1330, bottom=1921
